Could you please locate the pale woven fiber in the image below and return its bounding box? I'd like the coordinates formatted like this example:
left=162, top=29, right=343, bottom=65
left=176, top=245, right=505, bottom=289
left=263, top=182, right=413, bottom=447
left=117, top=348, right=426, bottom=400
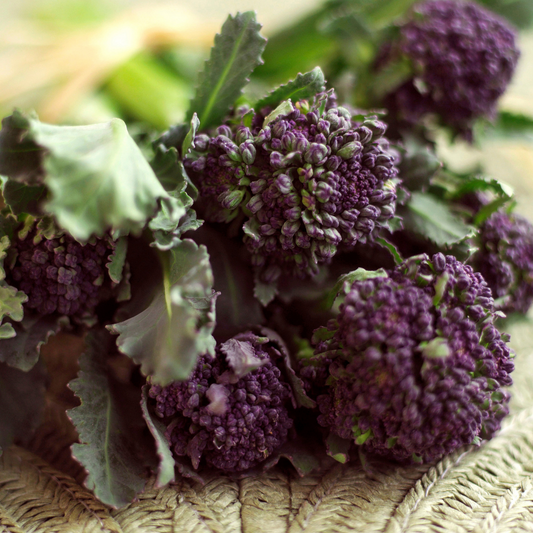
left=1, top=316, right=533, bottom=532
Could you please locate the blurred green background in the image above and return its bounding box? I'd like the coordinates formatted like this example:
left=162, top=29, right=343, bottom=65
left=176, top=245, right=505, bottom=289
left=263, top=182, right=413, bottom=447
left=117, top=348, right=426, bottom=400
left=1, top=0, right=532, bottom=209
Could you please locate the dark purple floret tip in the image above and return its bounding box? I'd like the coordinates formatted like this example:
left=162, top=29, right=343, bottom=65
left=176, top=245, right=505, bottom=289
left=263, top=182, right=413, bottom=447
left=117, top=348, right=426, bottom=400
left=473, top=211, right=533, bottom=314
left=149, top=332, right=295, bottom=472
left=185, top=90, right=400, bottom=282
left=381, top=0, right=519, bottom=135
left=5, top=229, right=113, bottom=317
left=311, top=253, right=514, bottom=463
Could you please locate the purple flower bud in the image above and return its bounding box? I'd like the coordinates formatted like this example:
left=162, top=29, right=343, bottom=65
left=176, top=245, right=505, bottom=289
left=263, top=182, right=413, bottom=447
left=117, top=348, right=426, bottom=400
left=304, top=143, right=329, bottom=165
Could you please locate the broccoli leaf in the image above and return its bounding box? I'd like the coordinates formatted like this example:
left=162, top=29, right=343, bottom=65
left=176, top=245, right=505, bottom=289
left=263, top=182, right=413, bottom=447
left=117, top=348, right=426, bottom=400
left=140, top=385, right=175, bottom=488
left=326, top=432, right=352, bottom=464
left=148, top=144, right=202, bottom=250
left=254, top=277, right=278, bottom=307
left=68, top=331, right=154, bottom=508
left=181, top=113, right=200, bottom=158
left=398, top=134, right=442, bottom=192
left=0, top=360, right=46, bottom=451
left=106, top=236, right=128, bottom=285
left=0, top=110, right=181, bottom=241
left=0, top=281, right=28, bottom=340
left=192, top=226, right=264, bottom=339
left=255, top=67, right=326, bottom=111
left=403, top=191, right=476, bottom=246
left=186, top=12, right=267, bottom=130
left=2, top=180, right=47, bottom=216
left=108, top=239, right=217, bottom=385
left=326, top=267, right=388, bottom=309
left=0, top=112, right=45, bottom=185
left=0, top=313, right=62, bottom=370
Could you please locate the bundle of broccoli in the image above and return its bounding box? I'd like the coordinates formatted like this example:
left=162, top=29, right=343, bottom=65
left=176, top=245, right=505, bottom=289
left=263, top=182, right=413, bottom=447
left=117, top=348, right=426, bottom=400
left=0, top=0, right=531, bottom=508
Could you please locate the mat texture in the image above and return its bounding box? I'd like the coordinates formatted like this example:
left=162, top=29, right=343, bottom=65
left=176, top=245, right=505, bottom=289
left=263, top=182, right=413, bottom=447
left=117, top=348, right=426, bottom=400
left=1, top=316, right=533, bottom=533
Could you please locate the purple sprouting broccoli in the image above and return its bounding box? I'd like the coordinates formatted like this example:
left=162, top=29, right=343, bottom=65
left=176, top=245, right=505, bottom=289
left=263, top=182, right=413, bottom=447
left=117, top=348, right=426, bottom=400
left=310, top=253, right=514, bottom=463
left=149, top=331, right=296, bottom=472
left=471, top=211, right=533, bottom=314
left=4, top=226, right=115, bottom=318
left=185, top=90, right=400, bottom=284
left=380, top=0, right=519, bottom=137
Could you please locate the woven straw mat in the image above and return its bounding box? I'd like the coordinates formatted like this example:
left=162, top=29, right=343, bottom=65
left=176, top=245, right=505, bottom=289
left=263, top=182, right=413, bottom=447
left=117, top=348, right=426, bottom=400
left=2, top=315, right=533, bottom=533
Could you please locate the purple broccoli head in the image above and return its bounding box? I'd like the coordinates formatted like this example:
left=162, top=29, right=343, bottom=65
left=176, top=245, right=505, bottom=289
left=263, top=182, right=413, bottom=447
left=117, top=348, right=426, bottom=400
left=149, top=331, right=295, bottom=472
left=381, top=0, right=519, bottom=136
left=312, top=253, right=514, bottom=463
left=5, top=228, right=114, bottom=318
left=472, top=211, right=533, bottom=314
left=185, top=90, right=400, bottom=282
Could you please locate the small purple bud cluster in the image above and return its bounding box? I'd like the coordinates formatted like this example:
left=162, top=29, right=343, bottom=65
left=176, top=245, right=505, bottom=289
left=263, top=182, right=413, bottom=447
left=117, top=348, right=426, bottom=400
left=149, top=332, right=294, bottom=472
left=186, top=91, right=400, bottom=281
left=472, top=211, right=533, bottom=314
left=5, top=229, right=112, bottom=317
left=382, top=0, right=519, bottom=135
left=313, top=253, right=514, bottom=462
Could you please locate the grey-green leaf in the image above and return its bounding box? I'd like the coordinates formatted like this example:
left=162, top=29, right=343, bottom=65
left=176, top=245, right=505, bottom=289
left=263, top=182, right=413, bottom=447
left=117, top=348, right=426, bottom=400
left=255, top=67, right=326, bottom=111
left=404, top=191, right=476, bottom=246
left=4, top=112, right=181, bottom=241
left=68, top=331, right=151, bottom=508
left=186, top=11, right=267, bottom=130
left=140, top=385, right=175, bottom=488
left=0, top=313, right=62, bottom=371
left=108, top=240, right=217, bottom=385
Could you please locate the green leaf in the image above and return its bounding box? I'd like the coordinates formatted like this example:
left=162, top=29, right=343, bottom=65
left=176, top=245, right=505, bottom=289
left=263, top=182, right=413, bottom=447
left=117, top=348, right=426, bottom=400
left=262, top=100, right=295, bottom=127
left=326, top=432, right=352, bottom=464
left=1, top=111, right=181, bottom=241
left=254, top=277, right=278, bottom=307
left=0, top=281, right=28, bottom=337
left=326, top=267, right=388, bottom=309
left=68, top=331, right=153, bottom=508
left=148, top=144, right=202, bottom=250
left=404, top=191, right=476, bottom=246
left=2, top=180, right=47, bottom=216
left=192, top=226, right=264, bottom=339
left=140, top=385, right=175, bottom=488
left=0, top=313, right=62, bottom=371
left=491, top=110, right=533, bottom=138
left=255, top=67, right=326, bottom=111
left=0, top=111, right=45, bottom=185
left=181, top=113, right=200, bottom=158
left=398, top=134, right=442, bottom=192
left=108, top=239, right=217, bottom=385
left=186, top=11, right=267, bottom=130
left=0, top=361, right=45, bottom=450
left=106, top=236, right=128, bottom=284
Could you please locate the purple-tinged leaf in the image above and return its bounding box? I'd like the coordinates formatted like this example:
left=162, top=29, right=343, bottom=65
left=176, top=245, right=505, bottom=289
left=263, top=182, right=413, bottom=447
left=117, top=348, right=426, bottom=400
left=140, top=385, right=175, bottom=488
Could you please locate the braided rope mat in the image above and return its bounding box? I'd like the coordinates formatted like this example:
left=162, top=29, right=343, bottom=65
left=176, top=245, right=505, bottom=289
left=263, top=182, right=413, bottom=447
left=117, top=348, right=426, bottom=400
left=2, top=316, right=533, bottom=533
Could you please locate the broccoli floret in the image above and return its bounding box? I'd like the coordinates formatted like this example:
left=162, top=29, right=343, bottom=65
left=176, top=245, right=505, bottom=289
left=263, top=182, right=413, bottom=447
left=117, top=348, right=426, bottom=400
left=311, top=253, right=514, bottom=463
left=472, top=211, right=533, bottom=314
left=5, top=227, right=114, bottom=317
left=185, top=90, right=400, bottom=283
left=149, top=331, right=295, bottom=472
left=379, top=0, right=519, bottom=137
